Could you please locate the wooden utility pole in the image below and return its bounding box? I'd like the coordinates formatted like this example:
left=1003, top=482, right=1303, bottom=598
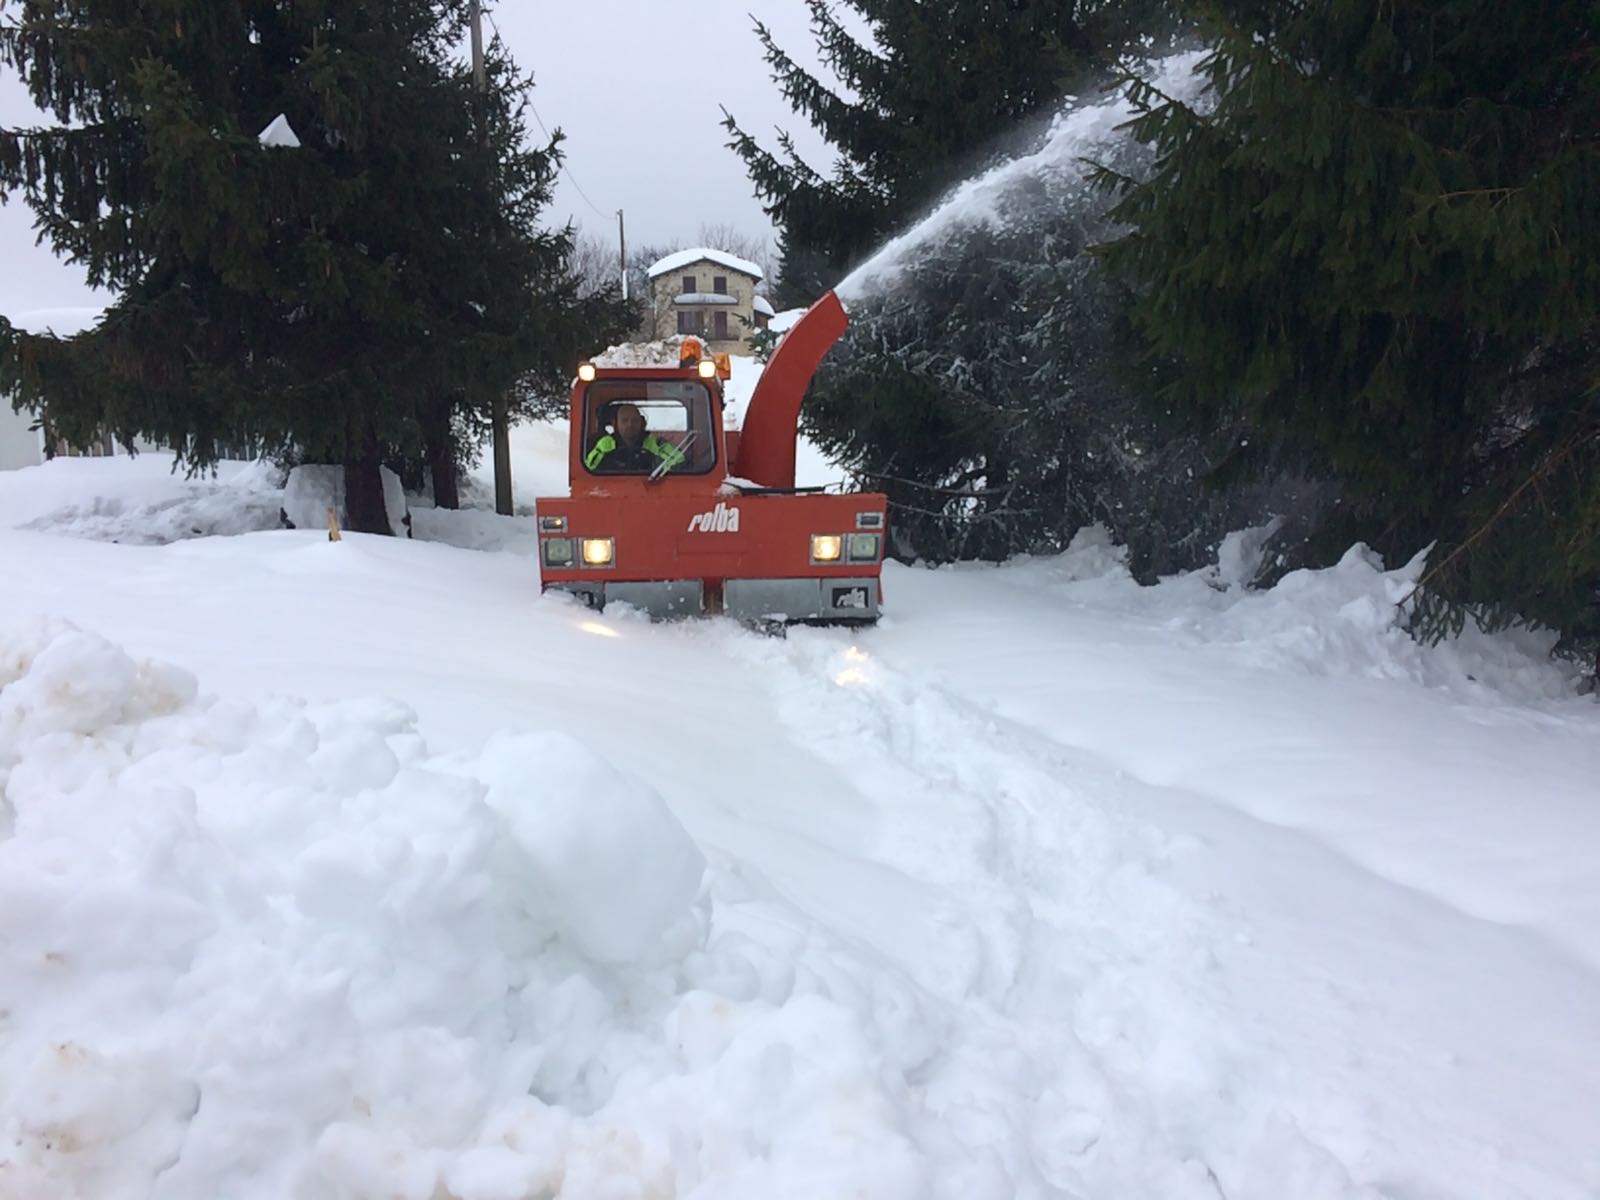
left=470, top=0, right=514, bottom=516
left=469, top=0, right=486, bottom=92
left=617, top=209, right=628, bottom=300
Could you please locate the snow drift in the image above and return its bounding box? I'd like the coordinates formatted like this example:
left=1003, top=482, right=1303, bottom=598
left=0, top=619, right=937, bottom=1200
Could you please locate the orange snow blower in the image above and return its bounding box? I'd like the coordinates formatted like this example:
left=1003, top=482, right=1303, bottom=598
left=536, top=291, right=886, bottom=625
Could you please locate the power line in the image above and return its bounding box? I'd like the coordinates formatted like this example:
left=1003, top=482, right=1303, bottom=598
left=530, top=102, right=610, bottom=219
left=482, top=9, right=610, bottom=220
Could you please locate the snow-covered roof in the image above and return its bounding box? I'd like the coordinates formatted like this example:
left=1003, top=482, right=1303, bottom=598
left=673, top=293, right=738, bottom=306
left=646, top=247, right=764, bottom=282
left=752, top=295, right=775, bottom=317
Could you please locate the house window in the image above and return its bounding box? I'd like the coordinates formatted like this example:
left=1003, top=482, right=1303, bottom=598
left=713, top=275, right=728, bottom=295
left=682, top=274, right=697, bottom=295
left=677, top=310, right=703, bottom=334
left=713, top=310, right=729, bottom=339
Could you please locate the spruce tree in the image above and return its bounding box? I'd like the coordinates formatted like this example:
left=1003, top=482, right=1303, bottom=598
left=724, top=0, right=1170, bottom=302
left=1095, top=0, right=1600, bottom=649
left=728, top=0, right=1185, bottom=569
left=0, top=1, right=618, bottom=530
left=362, top=38, right=629, bottom=510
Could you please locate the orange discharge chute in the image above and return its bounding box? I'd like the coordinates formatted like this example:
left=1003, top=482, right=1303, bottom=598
left=732, top=291, right=848, bottom=489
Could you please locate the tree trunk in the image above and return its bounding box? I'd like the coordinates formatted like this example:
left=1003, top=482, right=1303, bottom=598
left=423, top=395, right=460, bottom=509
left=343, top=418, right=391, bottom=535
left=978, top=453, right=1012, bottom=562
left=428, top=448, right=460, bottom=508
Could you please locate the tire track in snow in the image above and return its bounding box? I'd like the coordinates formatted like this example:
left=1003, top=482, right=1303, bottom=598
left=726, top=627, right=1387, bottom=1200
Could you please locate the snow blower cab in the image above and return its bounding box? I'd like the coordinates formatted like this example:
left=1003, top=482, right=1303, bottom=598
left=536, top=291, right=887, bottom=625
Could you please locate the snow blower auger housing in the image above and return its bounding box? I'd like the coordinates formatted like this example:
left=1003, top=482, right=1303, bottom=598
left=537, top=291, right=887, bottom=625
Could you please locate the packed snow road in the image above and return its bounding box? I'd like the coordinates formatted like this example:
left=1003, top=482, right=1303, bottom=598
left=2, top=459, right=1599, bottom=1200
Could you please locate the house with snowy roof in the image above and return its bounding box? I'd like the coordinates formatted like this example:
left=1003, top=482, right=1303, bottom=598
left=645, top=248, right=773, bottom=356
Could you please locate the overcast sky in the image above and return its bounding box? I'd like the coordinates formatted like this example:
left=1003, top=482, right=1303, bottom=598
left=0, top=2, right=842, bottom=321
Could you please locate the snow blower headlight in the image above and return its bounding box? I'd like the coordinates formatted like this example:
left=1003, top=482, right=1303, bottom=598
left=577, top=362, right=597, bottom=382
left=580, top=536, right=615, bottom=567
left=811, top=534, right=843, bottom=563
left=696, top=357, right=717, bottom=379
left=846, top=532, right=881, bottom=562
left=542, top=537, right=574, bottom=566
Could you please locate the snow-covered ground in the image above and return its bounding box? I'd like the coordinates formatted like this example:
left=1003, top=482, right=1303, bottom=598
left=2, top=430, right=1597, bottom=1200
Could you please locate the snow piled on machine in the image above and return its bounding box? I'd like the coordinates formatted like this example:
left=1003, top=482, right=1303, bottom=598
left=590, top=334, right=696, bottom=370
left=590, top=334, right=752, bottom=416
left=589, top=334, right=758, bottom=425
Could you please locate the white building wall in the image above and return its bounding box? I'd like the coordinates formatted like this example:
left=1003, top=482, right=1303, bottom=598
left=1, top=306, right=102, bottom=470
left=0, top=404, right=43, bottom=471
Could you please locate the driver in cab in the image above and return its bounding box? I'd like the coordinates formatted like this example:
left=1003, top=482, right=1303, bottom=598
left=585, top=403, right=687, bottom=474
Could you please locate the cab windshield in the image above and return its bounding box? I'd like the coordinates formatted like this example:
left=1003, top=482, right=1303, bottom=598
left=583, top=380, right=717, bottom=476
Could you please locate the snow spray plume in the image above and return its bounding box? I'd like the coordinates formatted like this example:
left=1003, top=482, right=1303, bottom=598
left=835, top=52, right=1208, bottom=305
left=805, top=51, right=1331, bottom=575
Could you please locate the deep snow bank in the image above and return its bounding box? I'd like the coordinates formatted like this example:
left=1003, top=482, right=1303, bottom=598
left=990, top=525, right=1581, bottom=703
left=0, top=619, right=960, bottom=1200
left=2, top=619, right=924, bottom=1200
left=0, top=454, right=541, bottom=557
left=3, top=456, right=287, bottom=542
